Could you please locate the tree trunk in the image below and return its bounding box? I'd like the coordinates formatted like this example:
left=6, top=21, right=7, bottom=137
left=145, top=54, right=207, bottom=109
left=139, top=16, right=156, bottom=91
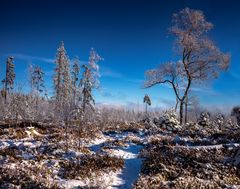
left=175, top=97, right=179, bottom=112
left=185, top=96, right=188, bottom=123
left=65, top=120, right=68, bottom=152
left=4, top=62, right=8, bottom=104
left=3, top=89, right=7, bottom=104
left=179, top=100, right=184, bottom=125
left=181, top=77, right=192, bottom=125
left=35, top=94, right=38, bottom=114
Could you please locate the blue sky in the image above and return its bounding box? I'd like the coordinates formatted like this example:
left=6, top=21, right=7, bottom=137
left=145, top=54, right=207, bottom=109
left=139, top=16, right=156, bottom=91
left=0, top=0, right=240, bottom=111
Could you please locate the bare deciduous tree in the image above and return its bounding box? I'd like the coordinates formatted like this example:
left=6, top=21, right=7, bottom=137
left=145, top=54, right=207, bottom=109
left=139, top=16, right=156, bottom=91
left=144, top=8, right=230, bottom=124
left=144, top=61, right=183, bottom=111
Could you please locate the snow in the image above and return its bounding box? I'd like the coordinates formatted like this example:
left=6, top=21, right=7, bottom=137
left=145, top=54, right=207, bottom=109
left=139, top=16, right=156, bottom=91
left=90, top=135, right=109, bottom=146
left=105, top=148, right=137, bottom=159
left=182, top=143, right=240, bottom=150
left=0, top=130, right=144, bottom=188
left=60, top=179, right=85, bottom=189
left=102, top=144, right=144, bottom=188
left=25, top=127, right=44, bottom=137
left=0, top=140, right=13, bottom=149
left=118, top=156, right=143, bottom=189
left=87, top=131, right=144, bottom=189
left=60, top=170, right=123, bottom=189
left=102, top=143, right=143, bottom=189
left=21, top=152, right=34, bottom=160
left=2, top=124, right=240, bottom=188
left=0, top=139, right=42, bottom=150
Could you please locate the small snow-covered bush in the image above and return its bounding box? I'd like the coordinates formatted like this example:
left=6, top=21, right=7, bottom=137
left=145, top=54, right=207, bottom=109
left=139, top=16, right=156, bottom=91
left=231, top=106, right=240, bottom=126
left=158, top=109, right=180, bottom=131
left=214, top=113, right=225, bottom=127
left=198, top=112, right=211, bottom=127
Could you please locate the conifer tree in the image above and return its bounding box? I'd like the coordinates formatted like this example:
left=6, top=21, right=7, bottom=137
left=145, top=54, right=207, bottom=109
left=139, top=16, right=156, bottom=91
left=80, top=48, right=102, bottom=113
left=29, top=64, right=45, bottom=111
left=81, top=65, right=94, bottom=112
left=71, top=56, right=80, bottom=105
left=30, top=65, right=45, bottom=94
left=143, top=94, right=151, bottom=114
left=2, top=57, right=15, bottom=104
left=54, top=41, right=71, bottom=104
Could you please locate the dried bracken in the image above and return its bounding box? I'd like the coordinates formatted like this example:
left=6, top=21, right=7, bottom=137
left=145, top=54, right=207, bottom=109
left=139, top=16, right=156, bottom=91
left=58, top=155, right=124, bottom=179
left=135, top=142, right=240, bottom=189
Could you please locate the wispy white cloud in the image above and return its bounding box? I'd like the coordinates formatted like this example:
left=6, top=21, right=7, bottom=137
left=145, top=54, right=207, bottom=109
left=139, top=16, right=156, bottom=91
left=101, top=91, right=114, bottom=98
left=204, top=104, right=233, bottom=114
left=100, top=66, right=123, bottom=78
left=160, top=83, right=217, bottom=95
left=96, top=102, right=126, bottom=109
left=9, top=53, right=54, bottom=64
left=99, top=88, right=127, bottom=100
left=127, top=78, right=144, bottom=84
left=159, top=98, right=176, bottom=107
left=229, top=70, right=240, bottom=80
left=44, top=70, right=55, bottom=76
left=190, top=85, right=218, bottom=95
left=8, top=53, right=125, bottom=79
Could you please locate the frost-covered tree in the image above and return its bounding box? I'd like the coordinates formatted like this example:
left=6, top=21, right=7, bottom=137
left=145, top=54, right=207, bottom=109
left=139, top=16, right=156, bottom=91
left=29, top=65, right=45, bottom=94
left=144, top=8, right=230, bottom=124
left=29, top=64, right=45, bottom=111
left=231, top=106, right=240, bottom=126
left=71, top=56, right=81, bottom=105
left=53, top=41, right=73, bottom=125
left=143, top=94, right=151, bottom=114
left=81, top=65, right=95, bottom=113
left=186, top=95, right=201, bottom=121
left=2, top=57, right=15, bottom=104
left=80, top=48, right=102, bottom=113
left=54, top=41, right=71, bottom=106
left=88, top=48, right=102, bottom=88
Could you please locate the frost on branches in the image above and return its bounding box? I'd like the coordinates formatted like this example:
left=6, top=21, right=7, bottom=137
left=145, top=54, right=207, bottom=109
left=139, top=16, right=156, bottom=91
left=144, top=8, right=230, bottom=124
left=54, top=41, right=71, bottom=106
left=80, top=48, right=102, bottom=114
left=71, top=56, right=81, bottom=106
left=2, top=57, right=15, bottom=104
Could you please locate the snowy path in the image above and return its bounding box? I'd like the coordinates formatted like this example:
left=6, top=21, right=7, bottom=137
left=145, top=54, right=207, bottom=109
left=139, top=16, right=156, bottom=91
left=117, top=145, right=143, bottom=189
left=89, top=132, right=144, bottom=189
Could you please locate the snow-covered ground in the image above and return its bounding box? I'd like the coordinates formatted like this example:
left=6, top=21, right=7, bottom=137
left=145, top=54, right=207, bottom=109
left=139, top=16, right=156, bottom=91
left=1, top=123, right=240, bottom=189
left=88, top=131, right=144, bottom=189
